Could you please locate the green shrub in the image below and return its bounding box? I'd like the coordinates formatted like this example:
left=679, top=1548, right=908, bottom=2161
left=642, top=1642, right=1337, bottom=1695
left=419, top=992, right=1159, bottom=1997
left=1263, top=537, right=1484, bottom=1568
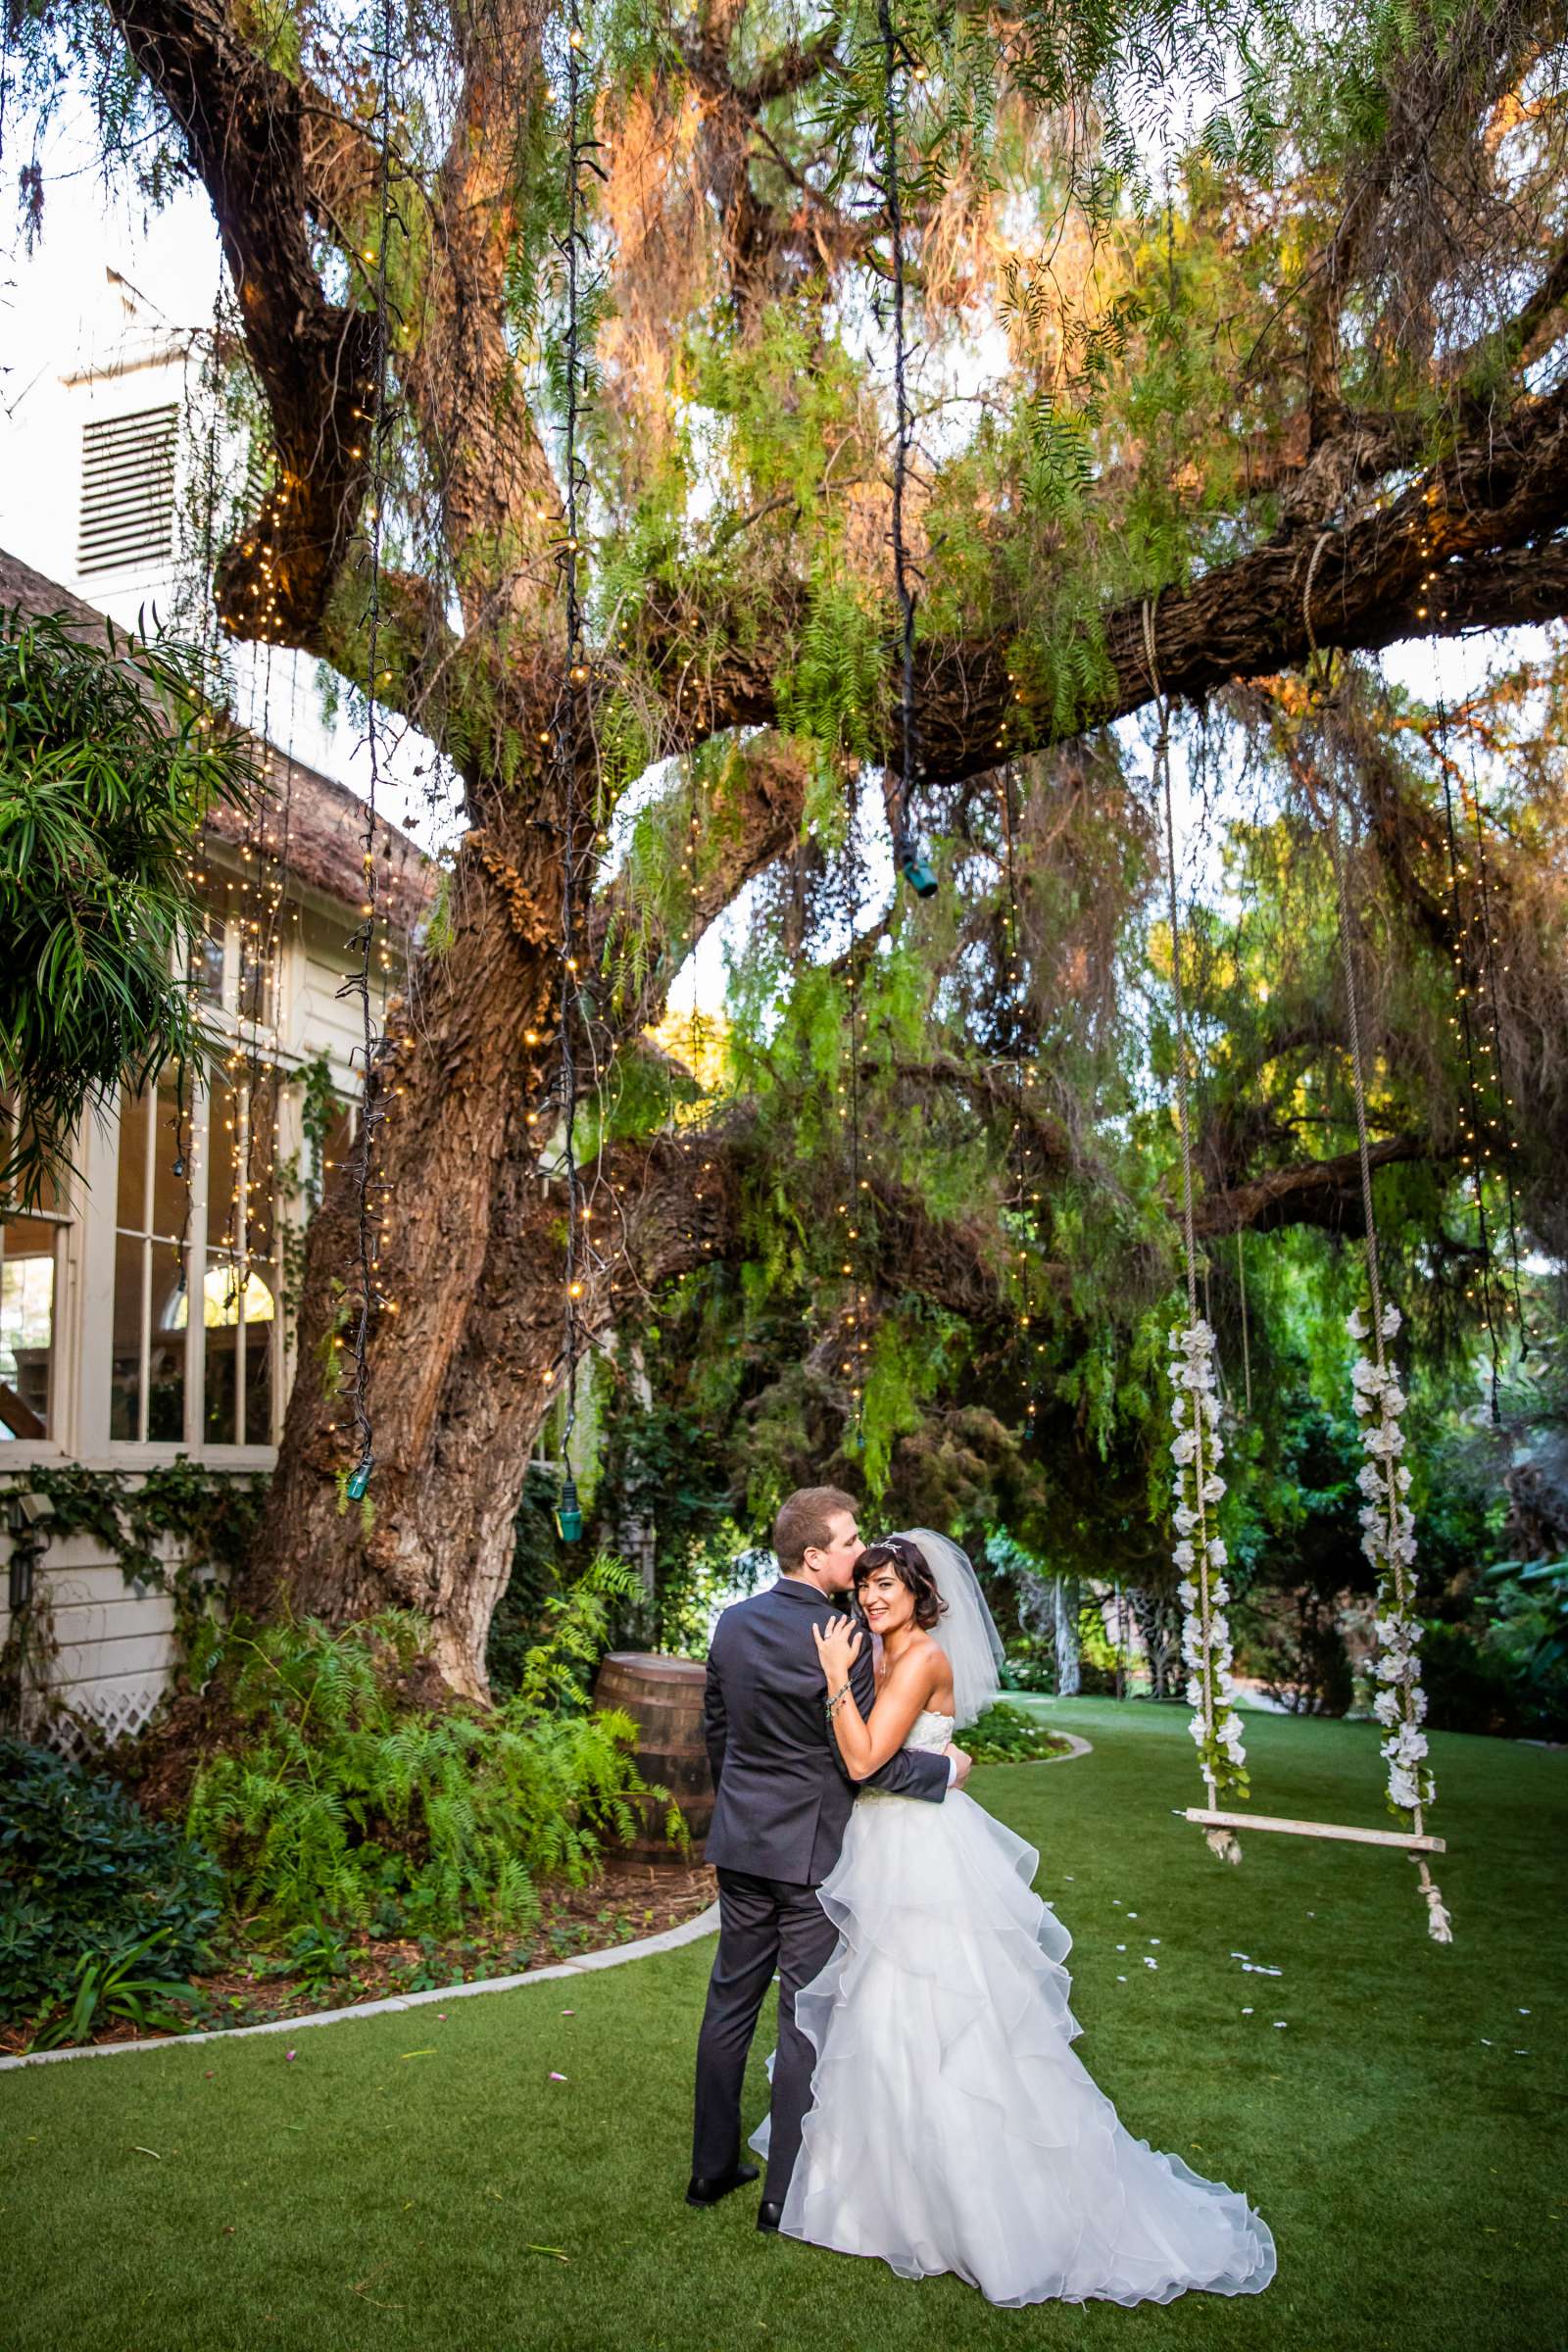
left=0, top=1738, right=221, bottom=2028
left=1481, top=1557, right=1568, bottom=1738
left=186, top=1596, right=678, bottom=1936
left=1417, top=1618, right=1522, bottom=1737
left=965, top=1701, right=1073, bottom=1765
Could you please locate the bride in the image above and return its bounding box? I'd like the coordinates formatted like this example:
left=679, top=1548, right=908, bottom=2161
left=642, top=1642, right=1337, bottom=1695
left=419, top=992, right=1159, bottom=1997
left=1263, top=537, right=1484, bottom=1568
left=752, top=1530, right=1277, bottom=2310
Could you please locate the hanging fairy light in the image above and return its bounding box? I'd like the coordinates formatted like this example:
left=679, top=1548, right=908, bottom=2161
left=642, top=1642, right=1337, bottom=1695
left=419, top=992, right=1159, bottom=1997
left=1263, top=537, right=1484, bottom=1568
left=343, top=0, right=400, bottom=1505
left=875, top=0, right=938, bottom=900
left=1433, top=689, right=1504, bottom=1415
left=1458, top=721, right=1529, bottom=1345
left=543, top=0, right=605, bottom=1543
left=996, top=763, right=1045, bottom=1430
left=840, top=779, right=869, bottom=1444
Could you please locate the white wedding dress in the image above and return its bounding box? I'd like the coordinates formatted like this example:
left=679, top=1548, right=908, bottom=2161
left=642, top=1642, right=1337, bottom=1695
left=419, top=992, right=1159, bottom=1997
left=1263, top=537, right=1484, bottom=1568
left=752, top=1711, right=1276, bottom=2309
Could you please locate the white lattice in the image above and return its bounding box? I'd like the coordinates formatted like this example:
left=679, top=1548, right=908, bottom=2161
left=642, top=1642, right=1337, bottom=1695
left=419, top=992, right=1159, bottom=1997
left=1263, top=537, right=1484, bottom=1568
left=34, top=1676, right=168, bottom=1760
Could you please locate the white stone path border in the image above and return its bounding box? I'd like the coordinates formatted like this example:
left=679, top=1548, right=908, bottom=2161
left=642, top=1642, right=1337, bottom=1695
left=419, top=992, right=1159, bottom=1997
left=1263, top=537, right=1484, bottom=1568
left=1028, top=1731, right=1094, bottom=1764
left=0, top=1900, right=723, bottom=2073
left=1, top=1734, right=1095, bottom=2075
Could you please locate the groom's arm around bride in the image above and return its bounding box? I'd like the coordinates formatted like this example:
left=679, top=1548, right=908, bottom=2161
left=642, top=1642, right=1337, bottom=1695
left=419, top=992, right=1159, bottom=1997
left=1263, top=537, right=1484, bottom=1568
left=689, top=1487, right=959, bottom=2227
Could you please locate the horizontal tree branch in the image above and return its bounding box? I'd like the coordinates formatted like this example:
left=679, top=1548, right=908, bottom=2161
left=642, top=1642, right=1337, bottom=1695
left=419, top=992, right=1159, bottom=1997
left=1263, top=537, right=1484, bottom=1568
left=1190, top=1136, right=1436, bottom=1238
left=644, top=374, right=1568, bottom=789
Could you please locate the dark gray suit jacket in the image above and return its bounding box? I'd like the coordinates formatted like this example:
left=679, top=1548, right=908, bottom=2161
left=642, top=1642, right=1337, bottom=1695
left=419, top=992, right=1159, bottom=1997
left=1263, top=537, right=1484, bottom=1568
left=703, top=1575, right=948, bottom=1885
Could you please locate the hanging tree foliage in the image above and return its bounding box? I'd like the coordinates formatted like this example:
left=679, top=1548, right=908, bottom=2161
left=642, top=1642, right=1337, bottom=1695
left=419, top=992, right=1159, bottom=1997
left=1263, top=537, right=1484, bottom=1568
left=4, top=0, right=1568, bottom=1693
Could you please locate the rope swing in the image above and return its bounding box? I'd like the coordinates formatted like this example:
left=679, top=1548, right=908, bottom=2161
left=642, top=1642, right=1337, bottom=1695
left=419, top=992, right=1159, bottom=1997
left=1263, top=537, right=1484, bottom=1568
left=1145, top=598, right=1250, bottom=1865
left=1148, top=572, right=1454, bottom=1941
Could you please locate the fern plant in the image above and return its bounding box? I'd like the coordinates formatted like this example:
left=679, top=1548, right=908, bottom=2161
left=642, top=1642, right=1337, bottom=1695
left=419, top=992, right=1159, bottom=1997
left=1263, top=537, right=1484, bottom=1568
left=186, top=1581, right=677, bottom=1936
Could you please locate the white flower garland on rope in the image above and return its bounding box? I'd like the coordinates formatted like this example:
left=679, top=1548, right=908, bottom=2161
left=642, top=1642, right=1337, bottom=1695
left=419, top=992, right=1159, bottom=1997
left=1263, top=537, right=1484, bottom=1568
left=1348, top=1300, right=1451, bottom=1939
left=1169, top=1316, right=1250, bottom=1861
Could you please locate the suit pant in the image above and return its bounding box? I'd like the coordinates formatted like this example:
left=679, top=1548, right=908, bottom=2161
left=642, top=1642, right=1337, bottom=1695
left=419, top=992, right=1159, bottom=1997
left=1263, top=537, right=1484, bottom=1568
left=692, top=1865, right=838, bottom=2205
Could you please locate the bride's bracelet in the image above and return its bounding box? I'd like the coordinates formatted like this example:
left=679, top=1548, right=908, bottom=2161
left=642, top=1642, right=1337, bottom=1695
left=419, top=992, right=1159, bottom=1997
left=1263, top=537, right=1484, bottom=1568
left=824, top=1680, right=851, bottom=1719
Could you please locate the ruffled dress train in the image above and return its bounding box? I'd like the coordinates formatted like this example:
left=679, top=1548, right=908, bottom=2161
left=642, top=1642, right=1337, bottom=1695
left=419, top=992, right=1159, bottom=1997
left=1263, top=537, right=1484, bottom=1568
left=751, top=1713, right=1276, bottom=2309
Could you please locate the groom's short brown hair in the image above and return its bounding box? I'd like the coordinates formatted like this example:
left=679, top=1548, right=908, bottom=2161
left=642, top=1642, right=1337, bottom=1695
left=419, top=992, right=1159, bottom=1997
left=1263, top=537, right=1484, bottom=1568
left=773, top=1486, right=858, bottom=1574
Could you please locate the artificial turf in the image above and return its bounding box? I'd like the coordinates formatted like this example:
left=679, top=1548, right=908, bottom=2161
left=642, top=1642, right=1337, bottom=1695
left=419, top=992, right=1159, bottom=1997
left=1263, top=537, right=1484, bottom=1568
left=2, top=1698, right=1562, bottom=2352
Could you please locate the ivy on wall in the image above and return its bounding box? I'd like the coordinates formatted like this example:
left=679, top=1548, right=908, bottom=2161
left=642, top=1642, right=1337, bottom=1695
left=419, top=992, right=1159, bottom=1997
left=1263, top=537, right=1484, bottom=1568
left=0, top=1461, right=269, bottom=1740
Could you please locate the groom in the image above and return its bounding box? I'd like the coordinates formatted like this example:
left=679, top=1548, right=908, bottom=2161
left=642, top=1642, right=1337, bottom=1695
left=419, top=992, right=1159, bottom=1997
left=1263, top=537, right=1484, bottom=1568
left=689, top=1486, right=969, bottom=2230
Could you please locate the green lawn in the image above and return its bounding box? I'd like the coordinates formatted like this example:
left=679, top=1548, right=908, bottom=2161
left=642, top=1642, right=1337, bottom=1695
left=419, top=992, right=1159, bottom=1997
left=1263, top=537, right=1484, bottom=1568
left=3, top=1700, right=1563, bottom=2352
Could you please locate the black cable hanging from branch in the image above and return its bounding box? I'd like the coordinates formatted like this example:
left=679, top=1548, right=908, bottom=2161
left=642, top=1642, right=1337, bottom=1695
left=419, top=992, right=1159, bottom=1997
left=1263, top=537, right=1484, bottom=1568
left=876, top=0, right=937, bottom=901
left=997, top=763, right=1042, bottom=1432
left=342, top=0, right=399, bottom=1504
left=841, top=780, right=869, bottom=1448
left=1434, top=691, right=1503, bottom=1417
left=1459, top=718, right=1529, bottom=1356
left=545, top=0, right=599, bottom=1542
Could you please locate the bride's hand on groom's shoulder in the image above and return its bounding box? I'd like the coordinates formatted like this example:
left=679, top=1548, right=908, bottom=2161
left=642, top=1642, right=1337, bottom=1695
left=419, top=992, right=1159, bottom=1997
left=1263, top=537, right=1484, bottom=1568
left=812, top=1614, right=862, bottom=1684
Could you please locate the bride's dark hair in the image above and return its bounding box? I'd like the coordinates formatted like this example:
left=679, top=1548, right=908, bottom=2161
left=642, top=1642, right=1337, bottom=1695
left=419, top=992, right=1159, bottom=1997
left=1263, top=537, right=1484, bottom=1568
left=853, top=1537, right=949, bottom=1632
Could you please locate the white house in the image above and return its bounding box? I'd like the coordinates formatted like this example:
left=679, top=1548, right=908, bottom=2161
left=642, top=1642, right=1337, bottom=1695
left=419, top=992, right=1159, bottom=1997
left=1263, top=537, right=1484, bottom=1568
left=0, top=541, right=433, bottom=1749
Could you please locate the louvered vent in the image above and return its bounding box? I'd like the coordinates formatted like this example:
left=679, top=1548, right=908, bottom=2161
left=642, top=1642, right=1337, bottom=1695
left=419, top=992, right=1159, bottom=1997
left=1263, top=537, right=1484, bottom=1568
left=77, top=404, right=178, bottom=577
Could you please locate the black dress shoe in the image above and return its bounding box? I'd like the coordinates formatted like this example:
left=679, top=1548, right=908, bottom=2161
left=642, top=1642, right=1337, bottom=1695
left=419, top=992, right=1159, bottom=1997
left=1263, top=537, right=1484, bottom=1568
left=757, top=2199, right=784, bottom=2233
left=686, top=2163, right=760, bottom=2208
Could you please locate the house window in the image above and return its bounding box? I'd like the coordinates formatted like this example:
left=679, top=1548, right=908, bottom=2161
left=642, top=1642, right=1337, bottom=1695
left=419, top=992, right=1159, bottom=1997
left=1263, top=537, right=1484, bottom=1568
left=77, top=404, right=178, bottom=577
left=194, top=887, right=281, bottom=1034
left=199, top=1074, right=281, bottom=1446
left=0, top=1134, right=70, bottom=1445
left=194, top=907, right=226, bottom=1008
left=109, top=1078, right=190, bottom=1442
left=108, top=1072, right=286, bottom=1450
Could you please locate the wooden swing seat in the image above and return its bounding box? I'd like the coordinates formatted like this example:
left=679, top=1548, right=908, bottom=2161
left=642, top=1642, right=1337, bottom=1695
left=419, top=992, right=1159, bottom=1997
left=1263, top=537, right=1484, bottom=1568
left=1185, top=1806, right=1446, bottom=1854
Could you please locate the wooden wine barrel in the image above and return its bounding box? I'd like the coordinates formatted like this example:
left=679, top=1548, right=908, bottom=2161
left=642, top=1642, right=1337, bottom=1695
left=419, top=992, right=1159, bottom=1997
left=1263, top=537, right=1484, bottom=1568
left=594, top=1651, right=713, bottom=1862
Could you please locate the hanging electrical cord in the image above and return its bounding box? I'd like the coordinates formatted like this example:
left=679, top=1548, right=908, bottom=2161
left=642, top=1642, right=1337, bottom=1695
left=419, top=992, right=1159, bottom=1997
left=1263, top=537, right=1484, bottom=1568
left=342, top=0, right=398, bottom=1504
left=541, top=0, right=600, bottom=1541
left=875, top=0, right=936, bottom=901
left=1459, top=719, right=1529, bottom=1350
left=841, top=782, right=868, bottom=1446
left=1434, top=689, right=1503, bottom=1417
left=997, top=763, right=1041, bottom=1431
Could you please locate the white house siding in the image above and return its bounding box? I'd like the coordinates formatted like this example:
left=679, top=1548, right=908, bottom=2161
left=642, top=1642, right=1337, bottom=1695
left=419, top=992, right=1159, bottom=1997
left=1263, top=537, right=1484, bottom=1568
left=0, top=1532, right=181, bottom=1753
left=1, top=853, right=418, bottom=1751
left=0, top=270, right=435, bottom=1754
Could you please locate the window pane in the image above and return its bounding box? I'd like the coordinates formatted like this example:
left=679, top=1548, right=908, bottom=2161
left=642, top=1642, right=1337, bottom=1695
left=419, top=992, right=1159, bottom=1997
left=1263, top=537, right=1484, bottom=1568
left=208, top=1078, right=240, bottom=1254
left=0, top=1217, right=57, bottom=1441
left=242, top=1266, right=277, bottom=1444
left=150, top=1075, right=189, bottom=1243
left=148, top=1241, right=186, bottom=1441
left=245, top=1088, right=281, bottom=1263
left=110, top=1232, right=145, bottom=1441
left=237, top=932, right=277, bottom=1029
left=317, top=1098, right=356, bottom=1208
left=203, top=1255, right=240, bottom=1444
left=116, top=1090, right=149, bottom=1231
left=196, top=910, right=226, bottom=1008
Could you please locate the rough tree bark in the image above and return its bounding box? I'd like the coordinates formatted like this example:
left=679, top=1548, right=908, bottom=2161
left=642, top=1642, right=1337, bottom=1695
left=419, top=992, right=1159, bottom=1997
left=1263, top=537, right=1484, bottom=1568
left=96, top=0, right=1568, bottom=1694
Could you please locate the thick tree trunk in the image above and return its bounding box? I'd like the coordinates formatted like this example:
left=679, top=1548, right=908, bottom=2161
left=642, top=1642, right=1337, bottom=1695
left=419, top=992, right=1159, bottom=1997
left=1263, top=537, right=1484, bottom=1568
left=238, top=828, right=560, bottom=1690
left=1053, top=1576, right=1081, bottom=1698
